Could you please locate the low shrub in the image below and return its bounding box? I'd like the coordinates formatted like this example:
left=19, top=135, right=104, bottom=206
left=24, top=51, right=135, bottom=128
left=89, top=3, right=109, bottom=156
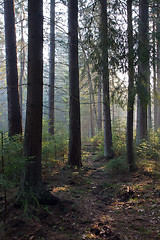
left=0, top=134, right=25, bottom=187
left=105, top=157, right=129, bottom=175
left=42, top=120, right=68, bottom=164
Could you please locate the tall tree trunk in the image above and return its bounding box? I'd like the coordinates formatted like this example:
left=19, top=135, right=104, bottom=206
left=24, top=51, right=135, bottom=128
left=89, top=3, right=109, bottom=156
left=127, top=0, right=135, bottom=171
left=23, top=0, right=60, bottom=205
left=4, top=0, right=22, bottom=137
left=98, top=75, right=102, bottom=132
left=48, top=0, right=55, bottom=135
left=136, top=96, right=140, bottom=142
left=156, top=2, right=160, bottom=129
left=100, top=0, right=114, bottom=159
left=19, top=9, right=25, bottom=122
left=88, top=64, right=94, bottom=138
left=136, top=0, right=149, bottom=142
left=147, top=85, right=152, bottom=131
left=79, top=36, right=98, bottom=136
left=24, top=0, right=44, bottom=190
left=68, top=0, right=82, bottom=168
left=153, top=3, right=157, bottom=130
left=87, top=64, right=98, bottom=136
left=90, top=76, right=98, bottom=131
left=111, top=77, right=115, bottom=126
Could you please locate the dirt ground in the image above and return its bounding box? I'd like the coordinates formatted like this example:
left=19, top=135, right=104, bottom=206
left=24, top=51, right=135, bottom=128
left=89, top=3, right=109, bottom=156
left=0, top=150, right=160, bottom=240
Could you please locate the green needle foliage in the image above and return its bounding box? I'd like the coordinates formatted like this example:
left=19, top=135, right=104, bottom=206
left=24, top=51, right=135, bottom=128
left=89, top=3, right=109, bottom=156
left=0, top=134, right=25, bottom=189
left=42, top=119, right=68, bottom=164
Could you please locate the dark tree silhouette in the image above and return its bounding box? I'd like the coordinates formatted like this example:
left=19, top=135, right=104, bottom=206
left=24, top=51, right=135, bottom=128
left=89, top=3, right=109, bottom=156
left=68, top=0, right=82, bottom=168
left=4, top=0, right=22, bottom=136
left=127, top=0, right=135, bottom=171
left=23, top=0, right=59, bottom=204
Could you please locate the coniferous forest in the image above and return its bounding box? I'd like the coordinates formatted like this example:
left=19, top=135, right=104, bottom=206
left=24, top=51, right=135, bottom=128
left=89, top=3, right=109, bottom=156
left=0, top=0, right=160, bottom=239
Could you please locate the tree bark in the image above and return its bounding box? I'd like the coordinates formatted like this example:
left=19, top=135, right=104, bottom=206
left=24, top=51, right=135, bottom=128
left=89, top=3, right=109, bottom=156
left=19, top=9, right=25, bottom=122
left=100, top=0, right=114, bottom=159
left=68, top=0, right=82, bottom=167
left=22, top=0, right=60, bottom=206
left=147, top=86, right=152, bottom=131
left=88, top=64, right=94, bottom=138
left=136, top=0, right=149, bottom=142
left=48, top=0, right=55, bottom=135
left=153, top=2, right=157, bottom=130
left=98, top=75, right=102, bottom=132
left=127, top=0, right=135, bottom=171
left=4, top=0, right=22, bottom=137
left=156, top=2, right=160, bottom=129
left=24, top=0, right=44, bottom=189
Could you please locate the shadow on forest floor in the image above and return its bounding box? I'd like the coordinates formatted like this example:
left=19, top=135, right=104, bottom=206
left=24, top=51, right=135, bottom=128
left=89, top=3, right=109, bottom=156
left=0, top=147, right=160, bottom=240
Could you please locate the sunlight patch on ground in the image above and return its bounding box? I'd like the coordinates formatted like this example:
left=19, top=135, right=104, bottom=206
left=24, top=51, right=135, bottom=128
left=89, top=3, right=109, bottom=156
left=51, top=185, right=70, bottom=193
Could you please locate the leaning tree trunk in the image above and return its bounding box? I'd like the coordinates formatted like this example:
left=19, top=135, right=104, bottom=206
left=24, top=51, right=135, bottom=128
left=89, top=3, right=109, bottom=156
left=48, top=0, right=55, bottom=135
left=136, top=0, right=149, bottom=142
left=68, top=0, right=82, bottom=168
left=100, top=0, right=114, bottom=159
left=4, top=0, right=22, bottom=137
left=127, top=0, right=135, bottom=171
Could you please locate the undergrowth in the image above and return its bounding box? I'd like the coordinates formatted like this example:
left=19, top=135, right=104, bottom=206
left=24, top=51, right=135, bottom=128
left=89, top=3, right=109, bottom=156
left=0, top=134, right=25, bottom=190
left=88, top=128, right=160, bottom=175
left=42, top=120, right=68, bottom=165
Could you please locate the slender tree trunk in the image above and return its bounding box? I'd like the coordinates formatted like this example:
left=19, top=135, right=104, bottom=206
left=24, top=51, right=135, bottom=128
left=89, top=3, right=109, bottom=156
left=147, top=85, right=152, bottom=131
left=79, top=36, right=98, bottom=136
left=49, top=0, right=55, bottom=135
left=136, top=0, right=149, bottom=142
left=156, top=2, right=160, bottom=129
left=100, top=0, right=114, bottom=159
left=90, top=77, right=98, bottom=131
left=153, top=5, right=157, bottom=130
left=127, top=0, right=135, bottom=171
left=111, top=77, right=115, bottom=126
left=19, top=10, right=25, bottom=121
left=4, top=0, right=22, bottom=137
left=98, top=75, right=102, bottom=132
left=87, top=64, right=99, bottom=135
left=136, top=96, right=140, bottom=142
left=148, top=6, right=152, bottom=132
left=88, top=64, right=94, bottom=137
left=68, top=0, right=82, bottom=168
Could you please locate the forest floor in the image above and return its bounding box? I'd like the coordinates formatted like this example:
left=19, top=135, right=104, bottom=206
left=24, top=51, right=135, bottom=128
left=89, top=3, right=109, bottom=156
left=0, top=146, right=160, bottom=240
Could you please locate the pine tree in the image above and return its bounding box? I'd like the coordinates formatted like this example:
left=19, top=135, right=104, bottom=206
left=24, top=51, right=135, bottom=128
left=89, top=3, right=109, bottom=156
left=23, top=0, right=59, bottom=204
left=4, top=0, right=22, bottom=136
left=136, top=0, right=150, bottom=142
left=100, top=0, right=114, bottom=159
left=68, top=0, right=82, bottom=167
left=126, top=0, right=135, bottom=171
left=49, top=0, right=55, bottom=135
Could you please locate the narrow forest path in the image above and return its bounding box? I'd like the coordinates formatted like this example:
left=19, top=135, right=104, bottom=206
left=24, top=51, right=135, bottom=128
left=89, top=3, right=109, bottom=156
left=0, top=147, right=160, bottom=240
